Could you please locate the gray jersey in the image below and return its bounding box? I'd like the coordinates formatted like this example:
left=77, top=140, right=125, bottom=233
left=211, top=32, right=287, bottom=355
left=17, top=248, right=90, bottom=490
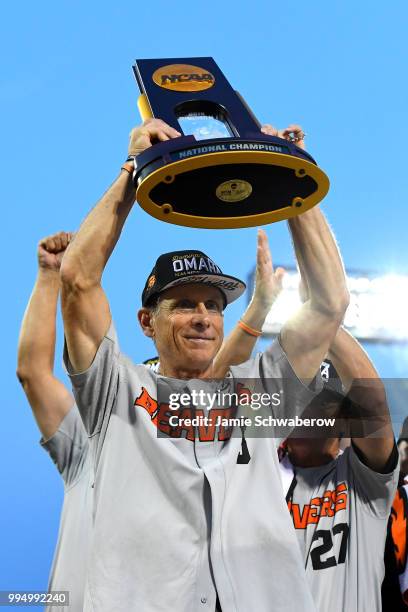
left=41, top=405, right=93, bottom=612
left=287, top=446, right=398, bottom=612
left=65, top=322, right=322, bottom=612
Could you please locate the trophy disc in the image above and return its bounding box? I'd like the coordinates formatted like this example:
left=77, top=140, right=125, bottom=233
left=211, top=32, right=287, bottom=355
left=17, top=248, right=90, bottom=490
left=134, top=136, right=329, bottom=229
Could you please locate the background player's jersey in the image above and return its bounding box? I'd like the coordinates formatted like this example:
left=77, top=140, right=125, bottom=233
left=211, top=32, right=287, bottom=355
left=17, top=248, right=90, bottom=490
left=41, top=405, right=92, bottom=612
left=288, top=446, right=398, bottom=612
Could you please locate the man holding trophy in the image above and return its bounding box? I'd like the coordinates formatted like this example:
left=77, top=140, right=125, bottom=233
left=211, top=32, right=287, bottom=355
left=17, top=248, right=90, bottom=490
left=59, top=114, right=350, bottom=611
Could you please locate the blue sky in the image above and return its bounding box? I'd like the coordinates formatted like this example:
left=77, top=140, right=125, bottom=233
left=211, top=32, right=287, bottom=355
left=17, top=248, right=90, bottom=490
left=1, top=0, right=408, bottom=601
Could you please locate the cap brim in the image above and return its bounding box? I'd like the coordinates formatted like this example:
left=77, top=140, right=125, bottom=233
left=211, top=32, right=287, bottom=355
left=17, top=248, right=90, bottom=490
left=159, top=273, right=246, bottom=306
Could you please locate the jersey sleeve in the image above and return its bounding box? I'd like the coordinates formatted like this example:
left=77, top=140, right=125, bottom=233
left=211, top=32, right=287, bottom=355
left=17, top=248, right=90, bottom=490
left=260, top=338, right=324, bottom=421
left=63, top=322, right=120, bottom=438
left=40, top=404, right=89, bottom=488
left=348, top=443, right=399, bottom=518
left=231, top=339, right=324, bottom=444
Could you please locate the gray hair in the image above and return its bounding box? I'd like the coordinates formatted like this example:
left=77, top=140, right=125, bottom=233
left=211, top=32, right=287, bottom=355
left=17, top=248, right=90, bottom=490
left=147, top=300, right=161, bottom=318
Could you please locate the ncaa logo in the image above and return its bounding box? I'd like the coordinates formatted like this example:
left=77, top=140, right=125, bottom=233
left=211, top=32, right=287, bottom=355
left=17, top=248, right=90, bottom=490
left=152, top=64, right=215, bottom=92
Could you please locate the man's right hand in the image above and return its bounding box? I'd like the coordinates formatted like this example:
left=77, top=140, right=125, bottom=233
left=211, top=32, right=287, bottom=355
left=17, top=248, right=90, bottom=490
left=128, top=119, right=181, bottom=157
left=38, top=231, right=74, bottom=272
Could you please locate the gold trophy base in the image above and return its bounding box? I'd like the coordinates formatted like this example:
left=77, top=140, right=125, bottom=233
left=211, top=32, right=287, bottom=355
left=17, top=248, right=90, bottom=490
left=135, top=148, right=329, bottom=229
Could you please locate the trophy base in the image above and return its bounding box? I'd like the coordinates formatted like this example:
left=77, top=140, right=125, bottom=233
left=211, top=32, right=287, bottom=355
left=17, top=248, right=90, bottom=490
left=134, top=137, right=329, bottom=229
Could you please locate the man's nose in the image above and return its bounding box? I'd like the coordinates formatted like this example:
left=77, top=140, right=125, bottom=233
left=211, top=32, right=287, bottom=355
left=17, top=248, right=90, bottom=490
left=191, top=303, right=210, bottom=325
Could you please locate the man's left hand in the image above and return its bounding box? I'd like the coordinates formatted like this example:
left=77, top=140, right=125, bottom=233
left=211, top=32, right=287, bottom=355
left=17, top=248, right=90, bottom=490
left=261, top=123, right=306, bottom=150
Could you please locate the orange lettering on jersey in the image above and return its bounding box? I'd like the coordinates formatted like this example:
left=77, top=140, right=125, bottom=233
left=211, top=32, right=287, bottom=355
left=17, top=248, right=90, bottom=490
left=134, top=390, right=238, bottom=443
left=320, top=490, right=335, bottom=517
left=135, top=388, right=159, bottom=425
left=308, top=501, right=320, bottom=524
left=391, top=488, right=408, bottom=571
left=308, top=506, right=320, bottom=523
left=176, top=408, right=195, bottom=441
left=291, top=503, right=310, bottom=529
left=320, top=498, right=334, bottom=517
left=236, top=382, right=252, bottom=403
left=288, top=482, right=348, bottom=528
left=197, top=409, right=218, bottom=441
left=334, top=482, right=348, bottom=512
left=156, top=403, right=173, bottom=437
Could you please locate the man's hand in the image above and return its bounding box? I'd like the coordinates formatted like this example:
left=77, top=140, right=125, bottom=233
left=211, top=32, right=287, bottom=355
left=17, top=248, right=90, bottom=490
left=261, top=123, right=306, bottom=150
left=212, top=230, right=283, bottom=376
left=251, top=229, right=285, bottom=310
left=38, top=231, right=74, bottom=272
left=128, top=119, right=181, bottom=157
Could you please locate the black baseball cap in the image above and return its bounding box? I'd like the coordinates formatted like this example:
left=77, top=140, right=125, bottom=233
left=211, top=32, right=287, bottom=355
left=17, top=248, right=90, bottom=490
left=142, top=250, right=246, bottom=307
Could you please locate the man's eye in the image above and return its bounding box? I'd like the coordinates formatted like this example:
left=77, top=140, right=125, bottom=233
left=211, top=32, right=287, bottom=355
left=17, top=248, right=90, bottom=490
left=176, top=300, right=194, bottom=309
left=206, top=301, right=222, bottom=313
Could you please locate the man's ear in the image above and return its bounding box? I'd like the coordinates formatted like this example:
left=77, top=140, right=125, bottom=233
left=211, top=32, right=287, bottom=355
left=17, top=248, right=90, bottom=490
left=138, top=308, right=155, bottom=338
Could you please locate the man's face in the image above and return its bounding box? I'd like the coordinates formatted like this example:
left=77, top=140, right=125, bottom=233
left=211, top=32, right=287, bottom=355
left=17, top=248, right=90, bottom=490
left=149, top=284, right=224, bottom=375
left=287, top=437, right=341, bottom=467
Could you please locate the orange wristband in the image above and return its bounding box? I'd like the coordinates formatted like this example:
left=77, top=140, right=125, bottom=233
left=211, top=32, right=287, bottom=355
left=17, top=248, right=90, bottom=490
left=238, top=320, right=262, bottom=337
left=121, top=162, right=134, bottom=174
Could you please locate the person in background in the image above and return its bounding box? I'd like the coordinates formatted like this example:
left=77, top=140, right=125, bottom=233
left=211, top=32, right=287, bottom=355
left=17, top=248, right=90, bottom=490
left=276, top=248, right=398, bottom=612
left=17, top=232, right=93, bottom=612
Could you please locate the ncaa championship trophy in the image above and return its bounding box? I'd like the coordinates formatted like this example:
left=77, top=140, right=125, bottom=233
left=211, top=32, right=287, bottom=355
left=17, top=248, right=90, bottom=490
left=133, top=57, right=329, bottom=229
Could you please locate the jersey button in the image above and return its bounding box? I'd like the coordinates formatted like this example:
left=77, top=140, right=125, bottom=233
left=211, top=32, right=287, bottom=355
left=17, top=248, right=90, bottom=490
left=200, top=597, right=207, bottom=604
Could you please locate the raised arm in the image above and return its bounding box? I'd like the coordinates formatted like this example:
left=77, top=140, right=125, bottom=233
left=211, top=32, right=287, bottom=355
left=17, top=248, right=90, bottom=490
left=273, top=204, right=349, bottom=381
left=296, top=217, right=394, bottom=471
left=60, top=119, right=181, bottom=373
left=259, top=125, right=349, bottom=381
left=17, top=232, right=74, bottom=439
left=213, top=230, right=284, bottom=377
left=260, top=125, right=349, bottom=381
left=328, top=327, right=395, bottom=472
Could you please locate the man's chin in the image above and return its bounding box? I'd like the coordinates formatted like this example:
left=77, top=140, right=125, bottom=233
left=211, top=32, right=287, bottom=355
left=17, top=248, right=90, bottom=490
left=180, top=348, right=217, bottom=371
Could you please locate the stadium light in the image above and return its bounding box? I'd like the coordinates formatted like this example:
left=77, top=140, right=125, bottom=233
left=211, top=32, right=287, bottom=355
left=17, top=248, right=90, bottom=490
left=248, top=268, right=408, bottom=343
